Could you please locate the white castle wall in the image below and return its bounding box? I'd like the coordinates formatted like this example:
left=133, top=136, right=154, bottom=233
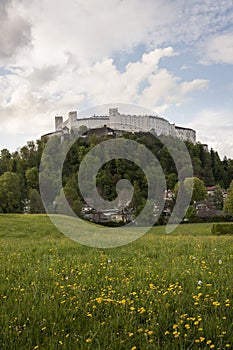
left=175, top=127, right=196, bottom=143
left=54, top=108, right=196, bottom=143
left=76, top=117, right=109, bottom=129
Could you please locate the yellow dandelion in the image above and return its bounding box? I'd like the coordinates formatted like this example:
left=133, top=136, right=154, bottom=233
left=138, top=307, right=145, bottom=313
left=212, top=301, right=220, bottom=307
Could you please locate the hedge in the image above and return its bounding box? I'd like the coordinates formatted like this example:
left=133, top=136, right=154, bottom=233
left=211, top=223, right=233, bottom=235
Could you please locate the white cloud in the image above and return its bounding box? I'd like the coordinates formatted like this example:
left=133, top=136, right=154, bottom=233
left=180, top=79, right=209, bottom=95
left=16, top=0, right=165, bottom=66
left=188, top=109, right=233, bottom=158
left=0, top=47, right=209, bottom=141
left=0, top=0, right=31, bottom=62
left=8, top=0, right=233, bottom=66
left=138, top=70, right=208, bottom=110
left=202, top=33, right=233, bottom=64
left=0, top=0, right=232, bottom=155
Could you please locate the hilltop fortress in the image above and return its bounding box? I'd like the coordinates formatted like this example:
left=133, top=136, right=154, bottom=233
left=44, top=108, right=196, bottom=143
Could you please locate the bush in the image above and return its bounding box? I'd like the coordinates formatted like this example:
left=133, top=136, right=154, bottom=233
left=211, top=223, right=233, bottom=235
left=210, top=215, right=230, bottom=222
left=189, top=216, right=204, bottom=223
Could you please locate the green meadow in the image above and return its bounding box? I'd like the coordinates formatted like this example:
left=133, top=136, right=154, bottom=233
left=1, top=215, right=233, bottom=349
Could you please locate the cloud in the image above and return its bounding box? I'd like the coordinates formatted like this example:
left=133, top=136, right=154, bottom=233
left=7, top=0, right=233, bottom=66
left=28, top=66, right=59, bottom=89
left=202, top=33, right=233, bottom=64
left=0, top=0, right=232, bottom=155
left=78, top=47, right=179, bottom=105
left=180, top=79, right=209, bottom=95
left=0, top=0, right=12, bottom=18
left=138, top=70, right=208, bottom=110
left=15, top=0, right=165, bottom=66
left=0, top=47, right=209, bottom=142
left=0, top=0, right=32, bottom=62
left=188, top=109, right=233, bottom=158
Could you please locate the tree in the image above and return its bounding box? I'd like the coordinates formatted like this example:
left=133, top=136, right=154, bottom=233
left=212, top=185, right=224, bottom=209
left=175, top=177, right=207, bottom=204
left=55, top=188, right=80, bottom=216
left=26, top=167, right=39, bottom=190
left=0, top=172, right=22, bottom=213
left=166, top=173, right=178, bottom=190
left=210, top=149, right=225, bottom=186
left=63, top=175, right=83, bottom=216
left=29, top=189, right=45, bottom=213
left=223, top=180, right=233, bottom=217
left=39, top=136, right=64, bottom=209
left=185, top=177, right=207, bottom=203
left=185, top=205, right=196, bottom=222
left=222, top=157, right=233, bottom=189
left=0, top=149, right=11, bottom=175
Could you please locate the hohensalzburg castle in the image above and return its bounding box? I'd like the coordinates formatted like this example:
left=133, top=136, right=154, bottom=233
left=44, top=108, right=196, bottom=143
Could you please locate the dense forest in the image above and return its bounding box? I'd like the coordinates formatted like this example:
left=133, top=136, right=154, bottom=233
left=0, top=131, right=233, bottom=216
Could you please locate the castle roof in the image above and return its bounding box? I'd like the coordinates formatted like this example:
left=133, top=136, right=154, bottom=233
left=175, top=125, right=195, bottom=132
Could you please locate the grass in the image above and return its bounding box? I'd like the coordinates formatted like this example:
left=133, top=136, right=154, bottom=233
left=1, top=215, right=233, bottom=349
left=150, top=223, right=213, bottom=236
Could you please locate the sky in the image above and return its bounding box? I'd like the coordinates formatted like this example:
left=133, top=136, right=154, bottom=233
left=0, top=0, right=233, bottom=158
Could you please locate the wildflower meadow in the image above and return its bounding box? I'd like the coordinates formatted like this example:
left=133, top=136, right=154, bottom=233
left=1, top=214, right=233, bottom=349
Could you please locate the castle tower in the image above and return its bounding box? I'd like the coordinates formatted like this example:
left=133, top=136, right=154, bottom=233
left=55, top=116, right=63, bottom=131
left=109, top=108, right=119, bottom=116
left=109, top=108, right=120, bottom=127
left=68, top=111, right=77, bottom=129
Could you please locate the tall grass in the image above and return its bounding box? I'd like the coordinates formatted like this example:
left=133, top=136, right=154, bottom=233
left=0, top=215, right=233, bottom=349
